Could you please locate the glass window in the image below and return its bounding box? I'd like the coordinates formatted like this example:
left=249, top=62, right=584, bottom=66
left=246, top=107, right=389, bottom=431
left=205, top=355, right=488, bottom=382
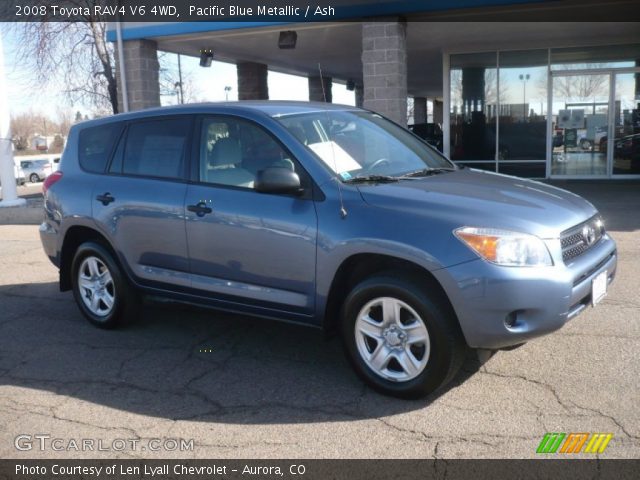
left=78, top=123, right=122, bottom=173
left=497, top=50, right=548, bottom=164
left=551, top=73, right=610, bottom=176
left=199, top=117, right=297, bottom=189
left=450, top=52, right=498, bottom=164
left=276, top=110, right=453, bottom=180
left=123, top=118, right=189, bottom=179
left=612, top=72, right=640, bottom=175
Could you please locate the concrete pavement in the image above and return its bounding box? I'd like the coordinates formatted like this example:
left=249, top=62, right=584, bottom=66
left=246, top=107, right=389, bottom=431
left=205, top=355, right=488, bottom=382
left=0, top=182, right=638, bottom=459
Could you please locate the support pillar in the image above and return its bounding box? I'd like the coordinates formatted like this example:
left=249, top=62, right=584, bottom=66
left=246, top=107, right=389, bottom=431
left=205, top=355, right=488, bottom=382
left=413, top=97, right=427, bottom=123
left=433, top=99, right=443, bottom=124
left=362, top=19, right=408, bottom=126
left=308, top=76, right=332, bottom=102
left=355, top=85, right=364, bottom=108
left=116, top=39, right=160, bottom=112
left=237, top=62, right=269, bottom=100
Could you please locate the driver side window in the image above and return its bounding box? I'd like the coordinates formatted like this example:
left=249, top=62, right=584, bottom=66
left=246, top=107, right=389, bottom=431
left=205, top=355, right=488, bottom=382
left=199, top=117, right=296, bottom=189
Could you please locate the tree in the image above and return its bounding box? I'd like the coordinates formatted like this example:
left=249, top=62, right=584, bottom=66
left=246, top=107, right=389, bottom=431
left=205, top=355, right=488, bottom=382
left=542, top=64, right=609, bottom=101
left=55, top=109, right=74, bottom=137
left=9, top=1, right=118, bottom=114
left=158, top=53, right=201, bottom=105
left=10, top=111, right=48, bottom=151
left=10, top=113, right=34, bottom=151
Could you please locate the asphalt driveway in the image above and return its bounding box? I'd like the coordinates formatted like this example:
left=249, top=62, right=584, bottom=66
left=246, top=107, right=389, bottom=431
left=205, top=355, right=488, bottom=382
left=0, top=181, right=638, bottom=459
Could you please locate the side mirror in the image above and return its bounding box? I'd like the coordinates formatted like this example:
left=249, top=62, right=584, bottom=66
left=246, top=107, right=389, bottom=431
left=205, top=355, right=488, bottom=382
left=254, top=167, right=302, bottom=195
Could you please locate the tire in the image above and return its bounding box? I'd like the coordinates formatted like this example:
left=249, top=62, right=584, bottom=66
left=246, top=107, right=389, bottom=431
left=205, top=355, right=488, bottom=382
left=341, top=274, right=465, bottom=399
left=29, top=173, right=40, bottom=183
left=580, top=139, right=592, bottom=151
left=71, top=241, right=138, bottom=329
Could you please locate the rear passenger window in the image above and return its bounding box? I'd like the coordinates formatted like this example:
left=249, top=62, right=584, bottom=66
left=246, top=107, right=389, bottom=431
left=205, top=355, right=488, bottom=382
left=123, top=118, right=189, bottom=180
left=78, top=124, right=122, bottom=173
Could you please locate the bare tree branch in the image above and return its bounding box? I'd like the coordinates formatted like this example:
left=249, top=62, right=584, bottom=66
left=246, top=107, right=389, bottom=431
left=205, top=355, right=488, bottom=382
left=9, top=1, right=119, bottom=114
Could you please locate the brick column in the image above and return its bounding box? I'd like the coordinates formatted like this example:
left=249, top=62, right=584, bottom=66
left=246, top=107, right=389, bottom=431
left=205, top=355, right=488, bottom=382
left=116, top=40, right=160, bottom=112
left=237, top=62, right=269, bottom=100
left=308, top=76, right=332, bottom=102
left=413, top=97, right=427, bottom=123
left=362, top=20, right=408, bottom=126
left=355, top=85, right=364, bottom=108
left=433, top=99, right=443, bottom=124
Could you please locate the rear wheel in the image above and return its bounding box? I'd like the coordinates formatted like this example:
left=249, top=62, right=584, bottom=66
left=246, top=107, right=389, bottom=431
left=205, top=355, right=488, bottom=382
left=29, top=173, right=39, bottom=183
left=71, top=242, right=138, bottom=329
left=580, top=139, right=593, bottom=150
left=341, top=274, right=465, bottom=398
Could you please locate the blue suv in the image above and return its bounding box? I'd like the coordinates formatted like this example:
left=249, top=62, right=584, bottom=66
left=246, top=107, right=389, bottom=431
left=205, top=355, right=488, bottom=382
left=40, top=102, right=617, bottom=398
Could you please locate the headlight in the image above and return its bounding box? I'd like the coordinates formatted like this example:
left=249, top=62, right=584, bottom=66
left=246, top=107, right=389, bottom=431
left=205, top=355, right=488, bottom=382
left=454, top=227, right=553, bottom=267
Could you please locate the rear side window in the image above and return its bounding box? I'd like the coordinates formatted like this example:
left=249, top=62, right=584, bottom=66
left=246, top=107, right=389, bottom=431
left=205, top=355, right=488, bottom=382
left=123, top=118, right=189, bottom=180
left=78, top=124, right=122, bottom=173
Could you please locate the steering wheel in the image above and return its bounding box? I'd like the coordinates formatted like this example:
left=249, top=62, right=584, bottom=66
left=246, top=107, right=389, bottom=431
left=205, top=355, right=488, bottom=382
left=367, top=158, right=390, bottom=172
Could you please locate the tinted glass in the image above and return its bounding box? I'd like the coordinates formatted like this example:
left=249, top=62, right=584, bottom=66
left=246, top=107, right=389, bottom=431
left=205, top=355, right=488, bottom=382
left=123, top=118, right=189, bottom=179
left=199, top=117, right=298, bottom=189
left=78, top=124, right=122, bottom=173
left=450, top=52, right=498, bottom=162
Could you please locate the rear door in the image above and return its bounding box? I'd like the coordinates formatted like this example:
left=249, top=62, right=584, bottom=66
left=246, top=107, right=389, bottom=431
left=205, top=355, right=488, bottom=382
left=184, top=115, right=318, bottom=317
left=91, top=116, right=192, bottom=289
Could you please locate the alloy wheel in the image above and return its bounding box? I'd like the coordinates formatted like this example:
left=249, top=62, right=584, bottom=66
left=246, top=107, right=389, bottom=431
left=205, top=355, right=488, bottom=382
left=354, top=297, right=430, bottom=382
left=78, top=256, right=115, bottom=317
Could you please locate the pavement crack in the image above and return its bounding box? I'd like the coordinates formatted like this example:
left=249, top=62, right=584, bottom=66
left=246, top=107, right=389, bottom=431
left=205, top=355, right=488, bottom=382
left=479, top=368, right=570, bottom=412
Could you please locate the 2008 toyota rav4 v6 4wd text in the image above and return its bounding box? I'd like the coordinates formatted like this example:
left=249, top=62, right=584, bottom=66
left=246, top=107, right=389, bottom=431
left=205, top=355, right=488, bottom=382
left=40, top=102, right=617, bottom=398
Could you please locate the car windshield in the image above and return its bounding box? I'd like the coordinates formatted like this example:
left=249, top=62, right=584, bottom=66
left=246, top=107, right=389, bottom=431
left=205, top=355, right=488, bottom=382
left=274, top=110, right=454, bottom=181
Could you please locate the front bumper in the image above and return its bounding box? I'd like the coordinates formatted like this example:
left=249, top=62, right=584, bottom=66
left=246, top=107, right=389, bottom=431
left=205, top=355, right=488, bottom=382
left=433, top=233, right=617, bottom=349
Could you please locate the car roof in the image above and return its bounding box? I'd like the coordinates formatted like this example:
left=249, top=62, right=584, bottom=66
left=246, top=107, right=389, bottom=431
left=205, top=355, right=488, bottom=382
left=74, top=101, right=363, bottom=129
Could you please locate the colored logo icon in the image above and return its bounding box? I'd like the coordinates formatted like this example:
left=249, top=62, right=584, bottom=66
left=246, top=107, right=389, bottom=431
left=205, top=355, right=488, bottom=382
left=536, top=433, right=613, bottom=454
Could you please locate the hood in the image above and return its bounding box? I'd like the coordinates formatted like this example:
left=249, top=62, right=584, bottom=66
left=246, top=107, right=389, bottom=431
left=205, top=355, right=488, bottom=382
left=356, top=169, right=598, bottom=238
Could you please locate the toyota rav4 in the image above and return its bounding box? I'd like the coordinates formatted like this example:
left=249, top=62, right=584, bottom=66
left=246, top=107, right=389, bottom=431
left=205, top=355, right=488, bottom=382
left=40, top=102, right=617, bottom=398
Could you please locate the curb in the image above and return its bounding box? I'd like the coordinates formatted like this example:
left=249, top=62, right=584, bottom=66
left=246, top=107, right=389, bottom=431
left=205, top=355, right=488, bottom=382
left=0, top=200, right=44, bottom=225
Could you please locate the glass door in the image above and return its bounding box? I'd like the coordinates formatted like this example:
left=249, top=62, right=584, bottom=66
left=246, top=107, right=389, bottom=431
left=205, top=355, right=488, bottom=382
left=550, top=73, right=610, bottom=177
left=611, top=72, right=640, bottom=176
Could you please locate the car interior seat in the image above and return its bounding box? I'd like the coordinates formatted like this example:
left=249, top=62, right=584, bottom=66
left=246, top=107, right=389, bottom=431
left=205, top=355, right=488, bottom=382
left=207, top=137, right=255, bottom=188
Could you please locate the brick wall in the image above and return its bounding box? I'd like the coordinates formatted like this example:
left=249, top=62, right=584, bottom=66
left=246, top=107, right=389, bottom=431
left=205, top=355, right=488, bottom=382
left=362, top=20, right=408, bottom=126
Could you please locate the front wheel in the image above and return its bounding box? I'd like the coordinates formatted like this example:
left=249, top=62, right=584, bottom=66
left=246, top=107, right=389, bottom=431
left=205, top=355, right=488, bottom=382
left=29, top=173, right=40, bottom=183
left=71, top=242, right=138, bottom=329
left=341, top=275, right=465, bottom=398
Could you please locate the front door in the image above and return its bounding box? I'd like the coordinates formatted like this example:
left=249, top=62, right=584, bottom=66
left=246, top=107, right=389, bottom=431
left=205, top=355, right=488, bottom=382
left=185, top=115, right=318, bottom=317
left=550, top=72, right=610, bottom=178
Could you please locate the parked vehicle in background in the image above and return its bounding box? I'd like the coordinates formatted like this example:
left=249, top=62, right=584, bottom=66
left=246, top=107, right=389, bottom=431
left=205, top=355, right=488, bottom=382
left=20, top=159, right=52, bottom=183
left=579, top=126, right=608, bottom=151
left=408, top=123, right=443, bottom=152
left=0, top=163, right=25, bottom=187
left=40, top=102, right=617, bottom=398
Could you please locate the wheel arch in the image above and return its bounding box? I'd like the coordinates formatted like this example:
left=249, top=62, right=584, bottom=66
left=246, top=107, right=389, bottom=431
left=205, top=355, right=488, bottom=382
left=322, top=253, right=461, bottom=339
left=59, top=225, right=120, bottom=291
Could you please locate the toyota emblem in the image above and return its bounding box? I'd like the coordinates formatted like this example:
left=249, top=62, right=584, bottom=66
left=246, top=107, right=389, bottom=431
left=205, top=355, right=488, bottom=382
left=582, top=224, right=596, bottom=246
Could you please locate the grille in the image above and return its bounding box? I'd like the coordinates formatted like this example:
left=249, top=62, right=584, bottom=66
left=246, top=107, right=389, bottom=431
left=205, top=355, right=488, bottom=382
left=561, top=216, right=604, bottom=263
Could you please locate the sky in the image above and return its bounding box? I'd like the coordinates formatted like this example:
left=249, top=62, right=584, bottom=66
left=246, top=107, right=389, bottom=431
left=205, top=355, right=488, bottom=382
left=0, top=25, right=355, bottom=121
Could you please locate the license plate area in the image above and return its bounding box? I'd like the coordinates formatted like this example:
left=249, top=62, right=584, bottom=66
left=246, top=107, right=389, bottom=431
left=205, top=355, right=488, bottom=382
left=592, top=270, right=607, bottom=306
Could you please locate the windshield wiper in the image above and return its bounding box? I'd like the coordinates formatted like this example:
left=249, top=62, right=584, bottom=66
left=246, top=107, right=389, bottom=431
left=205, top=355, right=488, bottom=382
left=399, top=167, right=456, bottom=178
left=343, top=175, right=399, bottom=184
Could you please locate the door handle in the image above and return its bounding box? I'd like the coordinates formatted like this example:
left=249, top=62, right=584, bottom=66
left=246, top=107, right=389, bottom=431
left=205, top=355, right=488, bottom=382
left=96, top=192, right=115, bottom=205
left=187, top=202, right=213, bottom=217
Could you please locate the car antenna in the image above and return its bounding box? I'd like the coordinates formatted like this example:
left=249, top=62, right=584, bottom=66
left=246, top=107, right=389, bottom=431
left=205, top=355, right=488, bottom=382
left=318, top=62, right=347, bottom=219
